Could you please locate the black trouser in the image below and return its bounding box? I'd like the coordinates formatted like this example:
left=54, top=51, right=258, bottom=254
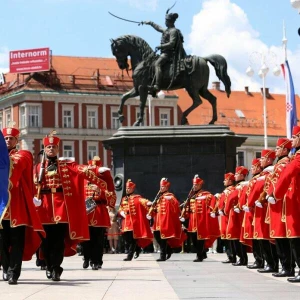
left=123, top=231, right=137, bottom=259
left=41, top=223, right=68, bottom=273
left=0, top=220, right=25, bottom=280
left=233, top=240, right=248, bottom=263
left=258, top=239, right=278, bottom=269
left=82, top=227, right=106, bottom=266
left=275, top=238, right=294, bottom=271
left=153, top=231, right=171, bottom=259
left=289, top=238, right=300, bottom=273
left=190, top=232, right=205, bottom=259
left=228, top=240, right=237, bottom=261
left=252, top=239, right=264, bottom=266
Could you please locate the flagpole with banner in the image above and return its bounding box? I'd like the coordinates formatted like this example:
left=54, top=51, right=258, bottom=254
left=281, top=21, right=298, bottom=139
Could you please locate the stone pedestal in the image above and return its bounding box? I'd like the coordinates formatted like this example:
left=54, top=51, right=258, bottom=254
left=103, top=125, right=246, bottom=204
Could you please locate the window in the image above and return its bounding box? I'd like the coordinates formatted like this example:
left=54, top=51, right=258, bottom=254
left=159, top=109, right=170, bottom=126
left=62, top=105, right=74, bottom=128
left=87, top=109, right=97, bottom=129
left=20, top=106, right=26, bottom=127
left=5, top=109, right=11, bottom=127
left=111, top=111, right=120, bottom=129
left=63, top=143, right=74, bottom=158
left=255, top=152, right=261, bottom=159
left=87, top=143, right=98, bottom=160
left=237, top=151, right=245, bottom=166
left=28, top=106, right=39, bottom=127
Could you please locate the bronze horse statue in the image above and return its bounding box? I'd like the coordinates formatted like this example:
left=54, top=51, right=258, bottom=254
left=110, top=35, right=231, bottom=126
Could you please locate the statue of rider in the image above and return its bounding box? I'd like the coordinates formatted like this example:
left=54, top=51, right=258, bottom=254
left=143, top=11, right=186, bottom=92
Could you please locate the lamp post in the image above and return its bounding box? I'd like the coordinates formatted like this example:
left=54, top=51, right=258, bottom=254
left=246, top=52, right=281, bottom=148
left=148, top=91, right=165, bottom=126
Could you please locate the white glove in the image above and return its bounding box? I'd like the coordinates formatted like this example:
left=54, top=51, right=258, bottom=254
left=243, top=206, right=250, bottom=212
left=210, top=212, right=216, bottom=218
left=146, top=214, right=152, bottom=220
left=120, top=211, right=126, bottom=218
left=219, top=210, right=224, bottom=216
left=267, top=196, right=276, bottom=204
left=147, top=201, right=152, bottom=206
left=255, top=200, right=263, bottom=208
left=179, top=217, right=185, bottom=222
left=33, top=197, right=42, bottom=207
left=233, top=207, right=240, bottom=213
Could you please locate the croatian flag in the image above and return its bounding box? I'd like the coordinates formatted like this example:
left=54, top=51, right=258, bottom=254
left=281, top=60, right=298, bottom=138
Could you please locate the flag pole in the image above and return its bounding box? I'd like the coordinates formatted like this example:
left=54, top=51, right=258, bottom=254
left=282, top=20, right=288, bottom=61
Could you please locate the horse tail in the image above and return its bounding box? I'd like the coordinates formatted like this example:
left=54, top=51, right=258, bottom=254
left=203, top=54, right=231, bottom=98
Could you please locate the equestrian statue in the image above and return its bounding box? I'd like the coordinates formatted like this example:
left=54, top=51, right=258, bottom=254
left=109, top=4, right=231, bottom=126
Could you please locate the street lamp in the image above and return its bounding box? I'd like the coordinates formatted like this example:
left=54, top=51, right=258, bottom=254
left=246, top=52, right=281, bottom=148
left=148, top=91, right=165, bottom=126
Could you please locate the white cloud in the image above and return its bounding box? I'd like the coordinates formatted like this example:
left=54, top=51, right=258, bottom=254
left=187, top=0, right=300, bottom=94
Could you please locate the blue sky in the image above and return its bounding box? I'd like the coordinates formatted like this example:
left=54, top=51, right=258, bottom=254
left=1, top=0, right=300, bottom=93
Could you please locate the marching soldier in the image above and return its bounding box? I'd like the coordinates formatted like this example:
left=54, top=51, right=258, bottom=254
left=225, top=166, right=249, bottom=266
left=181, top=175, right=218, bottom=262
left=266, top=138, right=294, bottom=277
left=148, top=178, right=182, bottom=261
left=81, top=156, right=116, bottom=270
left=118, top=179, right=153, bottom=261
left=0, top=125, right=45, bottom=285
left=34, top=131, right=107, bottom=281
left=274, top=126, right=300, bottom=283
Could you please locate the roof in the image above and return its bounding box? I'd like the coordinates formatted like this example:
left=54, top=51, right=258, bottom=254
left=175, top=87, right=300, bottom=137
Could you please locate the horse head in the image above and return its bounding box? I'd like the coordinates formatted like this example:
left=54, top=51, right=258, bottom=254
left=110, top=38, right=130, bottom=71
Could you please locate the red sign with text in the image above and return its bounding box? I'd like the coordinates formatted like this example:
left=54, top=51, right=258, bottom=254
left=9, top=47, right=50, bottom=74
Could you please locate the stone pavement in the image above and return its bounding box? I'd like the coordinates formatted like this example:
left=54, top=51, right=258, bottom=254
left=1, top=253, right=299, bottom=300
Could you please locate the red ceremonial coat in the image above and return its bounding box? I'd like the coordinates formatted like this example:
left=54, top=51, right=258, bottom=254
left=225, top=181, right=248, bottom=240
left=152, top=192, right=182, bottom=245
left=218, top=186, right=235, bottom=239
left=274, top=150, right=300, bottom=238
left=2, top=149, right=45, bottom=261
left=84, top=167, right=116, bottom=228
left=119, top=194, right=153, bottom=248
left=266, top=156, right=290, bottom=238
left=35, top=158, right=106, bottom=256
left=247, top=166, right=273, bottom=239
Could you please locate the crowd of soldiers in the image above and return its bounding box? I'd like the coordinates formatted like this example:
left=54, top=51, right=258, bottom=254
left=1, top=124, right=300, bottom=285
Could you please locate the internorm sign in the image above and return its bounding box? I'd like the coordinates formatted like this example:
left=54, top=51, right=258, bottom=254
left=9, top=47, right=50, bottom=74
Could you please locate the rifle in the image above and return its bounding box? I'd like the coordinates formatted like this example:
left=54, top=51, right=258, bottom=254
left=147, top=190, right=162, bottom=217
left=36, top=150, right=46, bottom=200
left=180, top=187, right=195, bottom=218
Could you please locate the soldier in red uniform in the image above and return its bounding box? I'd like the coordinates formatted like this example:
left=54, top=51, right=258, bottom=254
left=181, top=175, right=217, bottom=262
left=148, top=178, right=182, bottom=261
left=225, top=166, right=249, bottom=266
left=247, top=149, right=278, bottom=273
left=274, top=126, right=300, bottom=283
left=0, top=125, right=45, bottom=285
left=119, top=179, right=153, bottom=261
left=81, top=156, right=116, bottom=270
left=35, top=132, right=106, bottom=281
left=241, top=159, right=264, bottom=269
left=265, top=138, right=294, bottom=277
left=216, top=173, right=236, bottom=264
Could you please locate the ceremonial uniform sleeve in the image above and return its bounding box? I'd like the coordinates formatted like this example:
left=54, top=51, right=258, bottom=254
left=148, top=21, right=165, bottom=33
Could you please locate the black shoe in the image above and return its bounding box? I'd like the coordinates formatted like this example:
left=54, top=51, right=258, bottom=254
left=247, top=262, right=264, bottom=269
left=287, top=274, right=300, bottom=283
left=46, top=269, right=52, bottom=279
left=83, top=260, right=89, bottom=269
left=52, top=270, right=61, bottom=281
left=257, top=265, right=277, bottom=273
left=134, top=251, right=140, bottom=259
left=232, top=260, right=248, bottom=266
left=123, top=257, right=133, bottom=261
left=193, top=258, right=203, bottom=262
left=3, top=272, right=8, bottom=281
left=166, top=250, right=172, bottom=260
left=8, top=277, right=17, bottom=285
left=36, top=259, right=41, bottom=267
left=273, top=269, right=295, bottom=277
left=156, top=258, right=166, bottom=262
left=91, top=263, right=99, bottom=270
left=222, top=258, right=235, bottom=264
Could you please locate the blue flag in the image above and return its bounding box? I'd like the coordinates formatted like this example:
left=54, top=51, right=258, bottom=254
left=0, top=131, right=10, bottom=221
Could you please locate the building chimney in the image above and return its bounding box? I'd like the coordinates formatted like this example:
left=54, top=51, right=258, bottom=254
left=245, top=86, right=250, bottom=95
left=212, top=81, right=221, bottom=90
left=260, top=87, right=271, bottom=99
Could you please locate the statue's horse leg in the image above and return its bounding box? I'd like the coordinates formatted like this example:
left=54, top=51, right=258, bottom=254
left=133, top=85, right=148, bottom=126
left=199, top=88, right=217, bottom=124
left=181, top=88, right=203, bottom=125
left=118, top=87, right=139, bottom=123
